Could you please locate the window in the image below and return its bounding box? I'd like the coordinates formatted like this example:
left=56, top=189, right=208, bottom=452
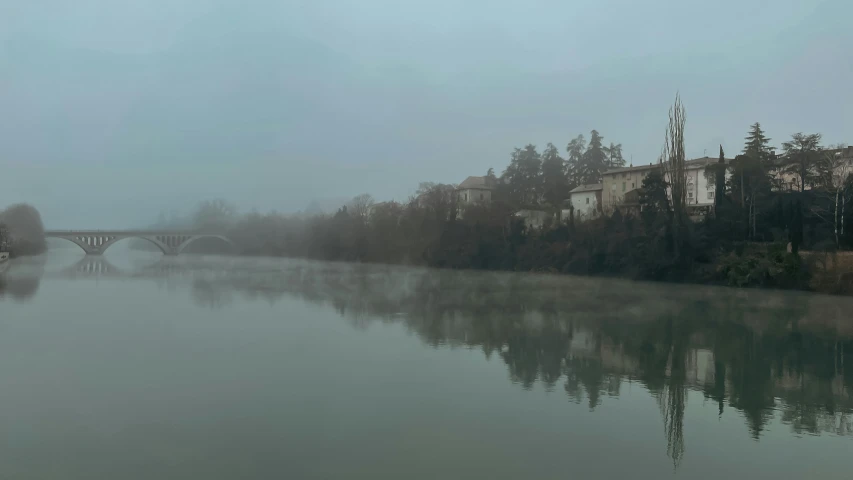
left=623, top=173, right=627, bottom=179
left=688, top=191, right=694, bottom=200
left=622, top=182, right=626, bottom=192
left=707, top=192, right=714, bottom=200
left=480, top=193, right=484, bottom=200
left=586, top=197, right=590, bottom=204
left=631, top=182, right=635, bottom=189
left=464, top=193, right=468, bottom=201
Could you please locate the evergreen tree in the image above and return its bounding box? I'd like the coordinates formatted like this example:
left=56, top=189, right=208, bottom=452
left=604, top=142, right=626, bottom=169
left=541, top=143, right=569, bottom=215
left=578, top=130, right=607, bottom=185
left=715, top=145, right=727, bottom=209
left=729, top=124, right=775, bottom=238
left=744, top=122, right=772, bottom=162
left=566, top=134, right=586, bottom=188
left=501, top=144, right=542, bottom=207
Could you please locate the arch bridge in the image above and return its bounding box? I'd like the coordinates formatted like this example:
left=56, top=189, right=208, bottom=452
left=44, top=230, right=237, bottom=256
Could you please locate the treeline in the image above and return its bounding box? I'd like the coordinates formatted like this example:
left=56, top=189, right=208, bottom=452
left=501, top=130, right=624, bottom=211
left=163, top=95, right=850, bottom=292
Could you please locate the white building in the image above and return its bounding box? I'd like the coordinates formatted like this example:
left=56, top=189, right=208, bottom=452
left=568, top=184, right=602, bottom=221
left=682, top=157, right=724, bottom=207
left=456, top=176, right=496, bottom=206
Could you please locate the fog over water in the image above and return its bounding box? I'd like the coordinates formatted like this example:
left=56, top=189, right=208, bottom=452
left=2, top=248, right=853, bottom=478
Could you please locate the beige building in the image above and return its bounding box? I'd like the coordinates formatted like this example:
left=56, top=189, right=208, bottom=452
left=602, top=157, right=732, bottom=214
left=601, top=164, right=658, bottom=211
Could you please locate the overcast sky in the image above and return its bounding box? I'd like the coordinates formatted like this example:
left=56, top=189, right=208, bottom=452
left=1, top=0, right=851, bottom=228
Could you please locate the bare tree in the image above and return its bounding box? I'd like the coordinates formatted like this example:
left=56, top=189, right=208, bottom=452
left=660, top=93, right=687, bottom=256
left=348, top=193, right=375, bottom=222
left=821, top=150, right=853, bottom=247
left=192, top=198, right=237, bottom=231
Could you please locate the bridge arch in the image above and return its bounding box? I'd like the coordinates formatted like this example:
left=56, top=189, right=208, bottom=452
left=47, top=236, right=91, bottom=254
left=176, top=234, right=239, bottom=254
left=101, top=236, right=170, bottom=255
left=47, top=235, right=170, bottom=255
left=44, top=231, right=238, bottom=256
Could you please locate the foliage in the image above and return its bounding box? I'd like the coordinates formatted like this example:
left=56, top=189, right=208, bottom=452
left=192, top=198, right=237, bottom=231
left=782, top=133, right=823, bottom=192
left=715, top=145, right=727, bottom=210
left=716, top=243, right=810, bottom=289
left=541, top=143, right=569, bottom=215
left=566, top=134, right=586, bottom=189
left=502, top=144, right=542, bottom=207
left=0, top=203, right=47, bottom=257
left=578, top=130, right=608, bottom=186
left=604, top=142, right=626, bottom=169
left=744, top=122, right=773, bottom=166
left=638, top=168, right=669, bottom=214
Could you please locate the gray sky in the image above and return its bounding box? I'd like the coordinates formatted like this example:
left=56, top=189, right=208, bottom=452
left=1, top=0, right=851, bottom=228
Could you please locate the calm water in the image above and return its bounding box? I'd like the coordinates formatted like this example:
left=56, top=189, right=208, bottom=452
left=1, top=249, right=853, bottom=479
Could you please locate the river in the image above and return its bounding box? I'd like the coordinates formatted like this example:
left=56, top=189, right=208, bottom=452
left=1, top=248, right=852, bottom=479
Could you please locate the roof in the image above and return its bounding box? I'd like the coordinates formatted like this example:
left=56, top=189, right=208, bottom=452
left=570, top=183, right=602, bottom=194
left=684, top=156, right=733, bottom=168
left=603, top=156, right=732, bottom=175
left=457, top=176, right=497, bottom=190
left=603, top=163, right=661, bottom=175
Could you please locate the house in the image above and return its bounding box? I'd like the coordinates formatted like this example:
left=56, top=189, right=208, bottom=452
left=568, top=184, right=602, bottom=221
left=601, top=164, right=659, bottom=211
left=456, top=175, right=497, bottom=206
left=602, top=157, right=732, bottom=215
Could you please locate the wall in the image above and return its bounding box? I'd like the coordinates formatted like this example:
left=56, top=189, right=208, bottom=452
left=686, top=166, right=711, bottom=206
left=602, top=168, right=653, bottom=209
left=459, top=188, right=491, bottom=205
left=680, top=165, right=732, bottom=207
left=570, top=190, right=600, bottom=220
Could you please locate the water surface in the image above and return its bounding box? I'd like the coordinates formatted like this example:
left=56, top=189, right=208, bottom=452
left=1, top=250, right=852, bottom=479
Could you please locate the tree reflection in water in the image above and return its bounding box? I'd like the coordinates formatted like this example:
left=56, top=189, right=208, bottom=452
left=0, top=257, right=43, bottom=301
left=189, top=261, right=853, bottom=467
left=8, top=258, right=853, bottom=467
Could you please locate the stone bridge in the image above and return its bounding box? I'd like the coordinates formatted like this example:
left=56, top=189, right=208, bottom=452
left=44, top=230, right=237, bottom=255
